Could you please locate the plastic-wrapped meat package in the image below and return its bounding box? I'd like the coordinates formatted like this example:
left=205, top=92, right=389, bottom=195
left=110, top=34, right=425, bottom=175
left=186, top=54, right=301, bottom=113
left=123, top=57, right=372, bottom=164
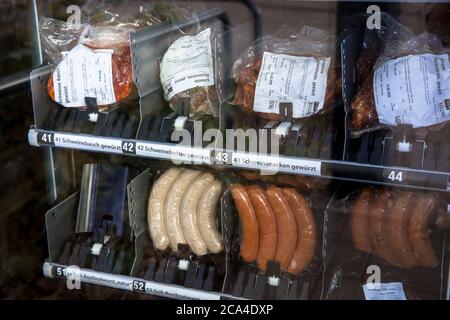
left=160, top=27, right=220, bottom=116
left=349, top=14, right=450, bottom=136
left=323, top=185, right=450, bottom=300
left=231, top=32, right=341, bottom=121
left=40, top=1, right=177, bottom=112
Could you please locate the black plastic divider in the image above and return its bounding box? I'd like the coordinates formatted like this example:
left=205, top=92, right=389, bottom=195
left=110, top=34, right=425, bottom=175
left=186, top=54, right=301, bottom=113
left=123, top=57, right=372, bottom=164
left=42, top=106, right=140, bottom=140
left=220, top=104, right=345, bottom=161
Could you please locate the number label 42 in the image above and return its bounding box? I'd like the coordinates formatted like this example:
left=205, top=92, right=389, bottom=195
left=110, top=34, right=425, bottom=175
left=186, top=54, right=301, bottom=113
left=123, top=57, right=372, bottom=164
left=122, top=141, right=136, bottom=155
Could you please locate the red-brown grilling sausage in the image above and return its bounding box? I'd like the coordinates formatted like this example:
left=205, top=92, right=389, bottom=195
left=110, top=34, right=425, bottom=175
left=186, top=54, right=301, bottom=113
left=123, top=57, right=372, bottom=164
left=230, top=184, right=259, bottom=263
left=246, top=185, right=277, bottom=272
left=266, top=186, right=297, bottom=272
left=409, top=193, right=439, bottom=268
left=368, top=189, right=400, bottom=266
left=434, top=209, right=450, bottom=232
left=387, top=191, right=418, bottom=268
left=282, top=188, right=317, bottom=275
left=351, top=187, right=375, bottom=254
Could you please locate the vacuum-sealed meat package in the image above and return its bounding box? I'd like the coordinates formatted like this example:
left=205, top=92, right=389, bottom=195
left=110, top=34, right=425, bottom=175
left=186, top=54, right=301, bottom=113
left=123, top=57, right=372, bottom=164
left=40, top=1, right=177, bottom=112
left=160, top=27, right=219, bottom=116
left=349, top=14, right=450, bottom=136
left=323, top=185, right=450, bottom=300
left=231, top=32, right=340, bottom=121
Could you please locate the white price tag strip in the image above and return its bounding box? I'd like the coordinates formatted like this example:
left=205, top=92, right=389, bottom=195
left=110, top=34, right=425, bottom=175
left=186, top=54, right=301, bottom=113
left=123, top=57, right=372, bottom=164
left=32, top=130, right=211, bottom=164
left=136, top=142, right=211, bottom=164
left=144, top=281, right=221, bottom=300
left=53, top=132, right=123, bottom=154
left=363, top=282, right=407, bottom=300
left=232, top=152, right=321, bottom=176
left=47, top=263, right=222, bottom=300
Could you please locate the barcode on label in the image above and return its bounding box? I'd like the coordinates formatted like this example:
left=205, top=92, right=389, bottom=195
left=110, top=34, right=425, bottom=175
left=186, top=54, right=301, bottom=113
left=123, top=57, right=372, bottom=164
left=269, top=100, right=276, bottom=110
left=305, top=102, right=319, bottom=115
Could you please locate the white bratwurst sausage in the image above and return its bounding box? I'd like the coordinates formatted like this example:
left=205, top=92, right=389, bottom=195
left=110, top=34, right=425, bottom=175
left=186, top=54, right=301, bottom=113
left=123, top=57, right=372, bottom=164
left=197, top=179, right=224, bottom=254
left=164, top=169, right=201, bottom=252
left=147, top=168, right=181, bottom=250
left=180, top=172, right=215, bottom=256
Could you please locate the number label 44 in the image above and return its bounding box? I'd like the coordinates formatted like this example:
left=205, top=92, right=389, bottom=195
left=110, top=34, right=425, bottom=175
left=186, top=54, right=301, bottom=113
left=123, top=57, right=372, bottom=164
left=386, top=170, right=404, bottom=183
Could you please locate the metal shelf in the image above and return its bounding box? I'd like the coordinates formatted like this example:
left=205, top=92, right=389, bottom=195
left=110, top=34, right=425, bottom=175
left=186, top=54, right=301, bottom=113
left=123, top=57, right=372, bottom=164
left=28, top=128, right=450, bottom=192
left=43, top=262, right=243, bottom=300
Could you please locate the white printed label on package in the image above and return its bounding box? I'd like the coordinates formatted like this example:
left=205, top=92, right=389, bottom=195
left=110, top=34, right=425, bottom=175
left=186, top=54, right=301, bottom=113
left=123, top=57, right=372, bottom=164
left=253, top=52, right=331, bottom=118
left=363, top=282, right=407, bottom=300
left=53, top=44, right=116, bottom=107
left=373, top=53, right=450, bottom=127
left=160, top=28, right=214, bottom=100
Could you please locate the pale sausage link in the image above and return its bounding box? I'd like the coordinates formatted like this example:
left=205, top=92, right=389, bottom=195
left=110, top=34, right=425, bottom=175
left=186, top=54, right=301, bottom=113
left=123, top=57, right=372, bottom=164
left=180, top=173, right=215, bottom=256
left=197, top=179, right=224, bottom=254
left=409, top=193, right=439, bottom=268
left=147, top=168, right=181, bottom=251
left=230, top=184, right=259, bottom=263
left=164, top=169, right=201, bottom=252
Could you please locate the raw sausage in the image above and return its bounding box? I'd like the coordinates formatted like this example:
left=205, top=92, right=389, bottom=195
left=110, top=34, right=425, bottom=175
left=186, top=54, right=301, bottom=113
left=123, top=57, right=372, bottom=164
left=351, top=187, right=374, bottom=254
left=409, top=193, right=439, bottom=268
left=238, top=170, right=313, bottom=193
left=368, top=189, right=399, bottom=266
left=266, top=186, right=297, bottom=272
left=350, top=71, right=378, bottom=131
left=230, top=184, right=259, bottom=263
left=147, top=168, right=181, bottom=251
left=180, top=173, right=215, bottom=256
left=434, top=210, right=450, bottom=232
left=247, top=185, right=277, bottom=272
left=282, top=188, right=317, bottom=275
left=164, top=169, right=201, bottom=252
left=197, top=179, right=224, bottom=254
left=387, top=191, right=417, bottom=268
